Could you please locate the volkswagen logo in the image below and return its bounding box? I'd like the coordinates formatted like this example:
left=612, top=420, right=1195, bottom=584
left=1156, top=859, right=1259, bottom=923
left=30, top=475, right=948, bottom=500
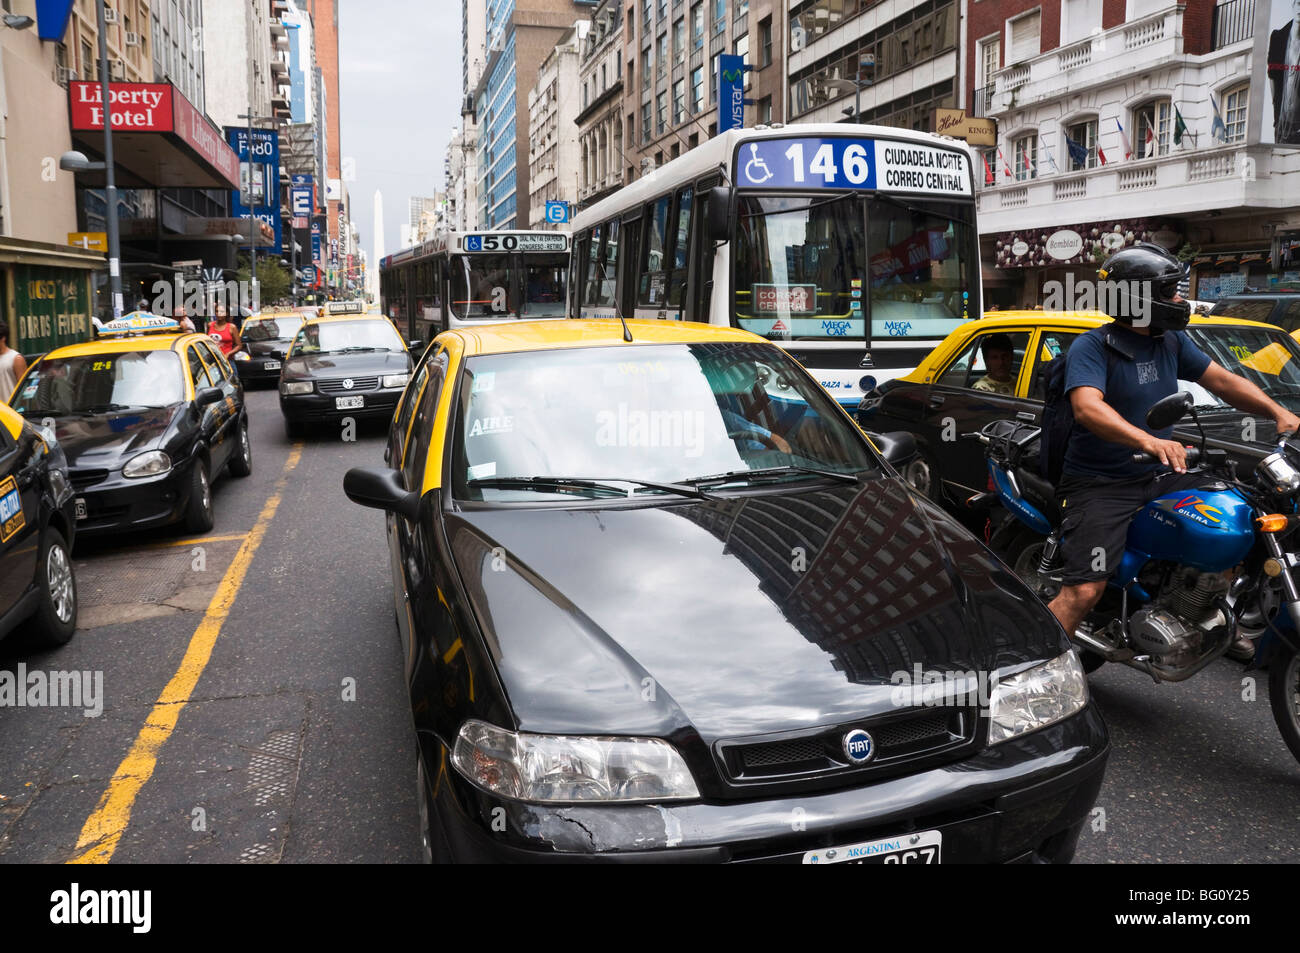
left=842, top=728, right=875, bottom=765
left=342, top=379, right=354, bottom=390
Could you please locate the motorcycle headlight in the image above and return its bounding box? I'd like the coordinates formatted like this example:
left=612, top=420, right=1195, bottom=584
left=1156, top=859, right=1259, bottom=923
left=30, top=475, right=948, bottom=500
left=382, top=374, right=409, bottom=389
left=281, top=381, right=313, bottom=395
left=451, top=719, right=700, bottom=803
left=1258, top=451, right=1300, bottom=495
left=987, top=651, right=1088, bottom=745
left=122, top=450, right=172, bottom=479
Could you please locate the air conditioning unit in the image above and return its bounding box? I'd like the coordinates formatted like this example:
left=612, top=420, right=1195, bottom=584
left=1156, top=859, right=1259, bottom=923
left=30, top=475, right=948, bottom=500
left=110, top=59, right=127, bottom=78
left=103, top=7, right=119, bottom=24
left=54, top=66, right=78, bottom=85
left=125, top=32, right=142, bottom=47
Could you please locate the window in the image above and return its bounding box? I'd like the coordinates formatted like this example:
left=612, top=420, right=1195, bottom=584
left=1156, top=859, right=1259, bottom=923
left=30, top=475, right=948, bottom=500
left=978, top=36, right=999, bottom=92
left=187, top=346, right=214, bottom=388
left=937, top=332, right=1031, bottom=391
left=1027, top=332, right=1082, bottom=400
left=979, top=146, right=998, bottom=186
left=692, top=2, right=704, bottom=49
left=656, top=90, right=667, bottom=134
left=673, top=17, right=685, bottom=63
left=713, top=0, right=725, bottom=33
left=1008, top=10, right=1041, bottom=63
left=710, top=52, right=719, bottom=102
left=735, top=32, right=750, bottom=89
left=642, top=100, right=652, bottom=142
left=670, top=187, right=693, bottom=306
left=640, top=194, right=671, bottom=304
left=758, top=95, right=772, bottom=124
left=673, top=78, right=686, bottom=124
left=1065, top=117, right=1098, bottom=170
left=402, top=350, right=448, bottom=492
left=82, top=39, right=94, bottom=79
left=657, top=33, right=667, bottom=78
left=691, top=66, right=705, bottom=113
left=1134, top=99, right=1171, bottom=157
left=1013, top=134, right=1037, bottom=181
left=759, top=17, right=772, bottom=68
left=643, top=44, right=652, bottom=88
left=1223, top=84, right=1248, bottom=143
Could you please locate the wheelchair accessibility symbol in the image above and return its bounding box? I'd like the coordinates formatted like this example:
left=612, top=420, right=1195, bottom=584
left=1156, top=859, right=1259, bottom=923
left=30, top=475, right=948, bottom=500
left=743, top=144, right=773, bottom=184
left=466, top=236, right=483, bottom=251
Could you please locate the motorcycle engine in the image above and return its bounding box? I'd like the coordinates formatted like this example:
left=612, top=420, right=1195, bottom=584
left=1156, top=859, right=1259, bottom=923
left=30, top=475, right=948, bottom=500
left=1129, top=569, right=1230, bottom=667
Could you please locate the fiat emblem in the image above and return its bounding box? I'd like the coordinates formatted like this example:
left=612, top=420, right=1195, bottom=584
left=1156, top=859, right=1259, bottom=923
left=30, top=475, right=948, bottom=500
left=842, top=728, right=875, bottom=765
left=342, top=378, right=354, bottom=390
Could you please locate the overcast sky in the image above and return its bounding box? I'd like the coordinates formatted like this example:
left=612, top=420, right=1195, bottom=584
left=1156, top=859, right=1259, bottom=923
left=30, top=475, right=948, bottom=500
left=339, top=1, right=463, bottom=262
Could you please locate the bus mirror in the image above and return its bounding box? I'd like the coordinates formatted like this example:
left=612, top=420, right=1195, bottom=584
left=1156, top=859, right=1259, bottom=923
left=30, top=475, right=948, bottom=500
left=707, top=187, right=734, bottom=242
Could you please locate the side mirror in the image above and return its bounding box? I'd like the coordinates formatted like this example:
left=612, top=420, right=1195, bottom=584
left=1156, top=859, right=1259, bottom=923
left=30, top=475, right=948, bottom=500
left=1146, top=390, right=1194, bottom=430
left=196, top=386, right=223, bottom=407
left=344, top=466, right=421, bottom=522
left=407, top=339, right=424, bottom=354
left=868, top=430, right=917, bottom=466
left=707, top=186, right=734, bottom=242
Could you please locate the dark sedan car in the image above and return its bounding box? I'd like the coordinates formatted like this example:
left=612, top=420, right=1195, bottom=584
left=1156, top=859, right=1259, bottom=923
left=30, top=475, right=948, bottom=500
left=345, top=319, right=1108, bottom=863
left=278, top=315, right=412, bottom=437
left=0, top=403, right=77, bottom=648
left=233, top=311, right=305, bottom=385
left=7, top=315, right=252, bottom=536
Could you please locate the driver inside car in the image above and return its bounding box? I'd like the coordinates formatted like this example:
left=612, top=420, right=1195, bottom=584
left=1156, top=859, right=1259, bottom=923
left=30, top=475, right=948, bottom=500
left=704, top=358, right=794, bottom=453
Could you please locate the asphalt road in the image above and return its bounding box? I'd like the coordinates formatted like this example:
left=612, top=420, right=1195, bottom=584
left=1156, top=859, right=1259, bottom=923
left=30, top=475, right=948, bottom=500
left=0, top=386, right=1296, bottom=863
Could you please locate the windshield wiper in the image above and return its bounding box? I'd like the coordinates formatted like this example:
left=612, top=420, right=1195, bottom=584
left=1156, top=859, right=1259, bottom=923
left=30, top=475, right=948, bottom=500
left=337, top=346, right=381, bottom=353
left=869, top=192, right=976, bottom=230
left=469, top=475, right=713, bottom=500
left=683, top=465, right=866, bottom=488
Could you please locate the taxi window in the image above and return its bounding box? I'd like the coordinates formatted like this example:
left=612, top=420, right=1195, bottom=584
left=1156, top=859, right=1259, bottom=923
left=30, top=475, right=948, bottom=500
left=1027, top=332, right=1082, bottom=401
left=401, top=349, right=449, bottom=491
left=936, top=331, right=1030, bottom=393
left=188, top=346, right=214, bottom=388
left=393, top=347, right=441, bottom=465
left=198, top=340, right=232, bottom=381
left=1210, top=299, right=1276, bottom=323
left=1283, top=300, right=1300, bottom=331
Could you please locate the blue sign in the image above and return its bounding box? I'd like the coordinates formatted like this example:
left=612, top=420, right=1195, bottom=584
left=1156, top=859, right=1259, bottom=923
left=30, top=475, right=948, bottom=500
left=717, top=54, right=746, bottom=134
left=301, top=266, right=316, bottom=284
left=735, top=137, right=972, bottom=196
left=291, top=187, right=312, bottom=217
left=544, top=201, right=569, bottom=224
left=227, top=128, right=282, bottom=254
left=36, top=0, right=75, bottom=42
left=464, top=235, right=483, bottom=251
left=311, top=220, right=322, bottom=263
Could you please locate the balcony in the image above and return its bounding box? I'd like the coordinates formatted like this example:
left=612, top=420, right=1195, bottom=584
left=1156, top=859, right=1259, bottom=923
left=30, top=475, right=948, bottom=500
left=1212, top=0, right=1253, bottom=49
left=986, top=5, right=1184, bottom=115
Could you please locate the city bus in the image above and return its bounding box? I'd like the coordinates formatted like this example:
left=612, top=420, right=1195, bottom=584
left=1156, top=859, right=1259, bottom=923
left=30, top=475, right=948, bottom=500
left=568, top=124, right=980, bottom=404
left=378, top=229, right=570, bottom=346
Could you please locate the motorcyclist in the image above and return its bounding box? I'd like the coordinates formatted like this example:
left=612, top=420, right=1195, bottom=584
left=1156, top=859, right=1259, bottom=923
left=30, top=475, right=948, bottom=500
left=1048, top=243, right=1300, bottom=661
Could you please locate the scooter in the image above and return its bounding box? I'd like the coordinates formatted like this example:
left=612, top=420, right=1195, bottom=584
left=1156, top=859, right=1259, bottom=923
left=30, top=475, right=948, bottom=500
left=972, top=391, right=1300, bottom=764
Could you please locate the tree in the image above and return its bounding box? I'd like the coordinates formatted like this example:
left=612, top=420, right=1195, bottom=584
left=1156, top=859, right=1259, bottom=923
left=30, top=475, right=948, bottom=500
left=235, top=254, right=291, bottom=310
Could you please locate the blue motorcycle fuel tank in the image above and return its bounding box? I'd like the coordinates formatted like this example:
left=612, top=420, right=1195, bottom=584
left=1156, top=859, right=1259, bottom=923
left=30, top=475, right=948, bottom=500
left=1127, top=486, right=1255, bottom=572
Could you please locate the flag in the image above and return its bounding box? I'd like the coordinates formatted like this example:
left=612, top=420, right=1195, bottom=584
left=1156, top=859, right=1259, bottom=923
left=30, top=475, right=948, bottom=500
left=998, top=147, right=1012, bottom=178
left=1039, top=136, right=1060, bottom=173
left=1173, top=106, right=1190, bottom=146
left=1065, top=135, right=1089, bottom=168
left=981, top=152, right=994, bottom=185
left=1116, top=118, right=1133, bottom=159
left=1209, top=93, right=1228, bottom=143
left=1098, top=145, right=1108, bottom=165
left=1144, top=127, right=1155, bottom=157
left=1022, top=150, right=1035, bottom=175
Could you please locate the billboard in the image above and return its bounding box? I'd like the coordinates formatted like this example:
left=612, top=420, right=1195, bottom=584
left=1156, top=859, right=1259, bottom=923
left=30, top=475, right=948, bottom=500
left=717, top=54, right=745, bottom=134
left=1258, top=0, right=1300, bottom=146
left=227, top=128, right=282, bottom=253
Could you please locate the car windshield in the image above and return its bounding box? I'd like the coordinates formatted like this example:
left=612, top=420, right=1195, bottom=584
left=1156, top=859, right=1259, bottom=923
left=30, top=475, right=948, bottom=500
left=733, top=193, right=975, bottom=342
left=290, top=319, right=404, bottom=355
left=452, top=342, right=880, bottom=502
left=243, top=316, right=304, bottom=341
left=1182, top=326, right=1300, bottom=411
left=10, top=350, right=184, bottom=414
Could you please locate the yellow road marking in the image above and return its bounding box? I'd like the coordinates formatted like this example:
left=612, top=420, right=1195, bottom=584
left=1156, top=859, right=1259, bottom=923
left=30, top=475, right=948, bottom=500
left=69, top=444, right=304, bottom=864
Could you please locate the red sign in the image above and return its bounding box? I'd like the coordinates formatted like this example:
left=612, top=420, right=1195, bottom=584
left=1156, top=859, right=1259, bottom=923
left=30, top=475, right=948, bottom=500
left=754, top=283, right=817, bottom=315
left=170, top=90, right=239, bottom=187
left=70, top=81, right=173, bottom=131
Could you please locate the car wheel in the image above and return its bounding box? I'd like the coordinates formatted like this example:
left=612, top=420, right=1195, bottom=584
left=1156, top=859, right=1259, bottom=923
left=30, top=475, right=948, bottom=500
left=25, top=528, right=77, bottom=648
left=229, top=418, right=252, bottom=477
left=184, top=458, right=214, bottom=534
left=1005, top=530, right=1105, bottom=673
left=903, top=449, right=941, bottom=503
left=1268, top=646, right=1300, bottom=764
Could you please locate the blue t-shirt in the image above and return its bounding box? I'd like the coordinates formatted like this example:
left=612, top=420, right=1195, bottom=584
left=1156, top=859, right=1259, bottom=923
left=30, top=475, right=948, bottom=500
left=1062, top=325, right=1212, bottom=478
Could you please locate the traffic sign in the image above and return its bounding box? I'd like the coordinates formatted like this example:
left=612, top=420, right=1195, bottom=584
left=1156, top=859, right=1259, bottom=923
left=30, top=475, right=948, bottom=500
left=545, top=201, right=569, bottom=224
left=68, top=232, right=108, bottom=252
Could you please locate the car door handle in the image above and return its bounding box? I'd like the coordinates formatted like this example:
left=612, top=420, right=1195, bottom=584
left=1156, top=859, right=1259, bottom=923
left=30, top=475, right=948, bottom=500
left=928, top=395, right=945, bottom=409
left=1016, top=411, right=1036, bottom=421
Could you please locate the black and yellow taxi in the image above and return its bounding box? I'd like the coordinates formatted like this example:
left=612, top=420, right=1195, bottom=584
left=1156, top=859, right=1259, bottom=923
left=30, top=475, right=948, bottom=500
left=6, top=312, right=251, bottom=537
left=0, top=402, right=78, bottom=647
left=278, top=310, right=412, bottom=437
left=857, top=311, right=1300, bottom=508
left=235, top=309, right=307, bottom=386
left=343, top=319, right=1108, bottom=863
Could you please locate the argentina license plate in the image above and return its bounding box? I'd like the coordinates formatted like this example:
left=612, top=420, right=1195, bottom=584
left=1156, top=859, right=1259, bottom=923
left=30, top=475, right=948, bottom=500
left=334, top=396, right=364, bottom=410
left=802, top=830, right=941, bottom=864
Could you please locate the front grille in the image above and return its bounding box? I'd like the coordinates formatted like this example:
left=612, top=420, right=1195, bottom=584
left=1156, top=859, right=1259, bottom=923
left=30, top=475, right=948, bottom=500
left=69, top=468, right=109, bottom=490
left=318, top=376, right=379, bottom=394
left=717, top=708, right=973, bottom=786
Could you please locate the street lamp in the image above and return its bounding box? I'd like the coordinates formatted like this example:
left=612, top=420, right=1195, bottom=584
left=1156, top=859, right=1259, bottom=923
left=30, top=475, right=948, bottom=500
left=3, top=14, right=35, bottom=29
left=827, top=54, right=876, bottom=123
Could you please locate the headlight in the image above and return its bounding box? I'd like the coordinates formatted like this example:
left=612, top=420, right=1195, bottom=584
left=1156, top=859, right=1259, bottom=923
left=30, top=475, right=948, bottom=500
left=451, top=719, right=700, bottom=803
left=234, top=352, right=251, bottom=361
left=122, top=450, right=172, bottom=479
left=382, top=373, right=410, bottom=389
left=281, top=381, right=313, bottom=395
left=987, top=651, right=1088, bottom=745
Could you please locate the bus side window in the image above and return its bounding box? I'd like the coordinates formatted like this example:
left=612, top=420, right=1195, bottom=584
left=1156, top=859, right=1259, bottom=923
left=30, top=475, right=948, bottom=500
left=668, top=188, right=692, bottom=310
left=583, top=225, right=604, bottom=307
left=598, top=219, right=619, bottom=307
left=638, top=194, right=670, bottom=307
left=569, top=236, right=585, bottom=317
left=689, top=178, right=718, bottom=322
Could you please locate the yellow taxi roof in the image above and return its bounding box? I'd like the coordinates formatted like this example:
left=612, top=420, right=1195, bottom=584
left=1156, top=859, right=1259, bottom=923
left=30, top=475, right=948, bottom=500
left=0, top=402, right=23, bottom=440
left=303, top=313, right=398, bottom=326
left=976, top=310, right=1280, bottom=332
left=42, top=331, right=213, bottom=359
left=447, top=319, right=765, bottom=357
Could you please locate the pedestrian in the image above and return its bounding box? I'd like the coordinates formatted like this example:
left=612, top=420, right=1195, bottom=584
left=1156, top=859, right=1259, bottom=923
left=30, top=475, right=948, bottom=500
left=172, top=305, right=196, bottom=333
left=207, top=304, right=243, bottom=359
left=0, top=319, right=27, bottom=403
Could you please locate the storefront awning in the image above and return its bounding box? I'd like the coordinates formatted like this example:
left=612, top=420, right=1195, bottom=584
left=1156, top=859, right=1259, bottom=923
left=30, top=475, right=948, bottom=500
left=68, top=81, right=240, bottom=190
left=990, top=218, right=1184, bottom=268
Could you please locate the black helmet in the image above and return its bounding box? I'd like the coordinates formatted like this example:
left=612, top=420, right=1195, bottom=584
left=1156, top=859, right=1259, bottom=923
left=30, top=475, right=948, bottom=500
left=1098, top=242, right=1190, bottom=334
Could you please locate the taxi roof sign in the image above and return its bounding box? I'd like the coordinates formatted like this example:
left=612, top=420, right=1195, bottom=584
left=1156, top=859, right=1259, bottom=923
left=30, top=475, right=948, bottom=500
left=99, top=312, right=183, bottom=337
left=323, top=300, right=365, bottom=315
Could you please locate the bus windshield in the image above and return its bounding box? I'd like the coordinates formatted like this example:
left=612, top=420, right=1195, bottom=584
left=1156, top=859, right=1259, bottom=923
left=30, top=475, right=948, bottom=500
left=733, top=193, right=976, bottom=342
left=450, top=253, right=568, bottom=320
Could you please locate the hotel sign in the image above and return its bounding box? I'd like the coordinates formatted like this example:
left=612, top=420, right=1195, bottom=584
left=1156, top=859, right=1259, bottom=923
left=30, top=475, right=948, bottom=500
left=934, top=108, right=996, bottom=146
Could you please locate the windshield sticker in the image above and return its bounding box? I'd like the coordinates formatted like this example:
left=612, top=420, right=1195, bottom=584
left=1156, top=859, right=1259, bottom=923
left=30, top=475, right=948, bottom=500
left=0, top=475, right=25, bottom=543
left=468, top=462, right=497, bottom=480
left=469, top=416, right=514, bottom=436
left=648, top=273, right=666, bottom=304
left=754, top=284, right=817, bottom=316
left=472, top=371, right=495, bottom=394
left=92, top=360, right=113, bottom=372
left=850, top=278, right=863, bottom=288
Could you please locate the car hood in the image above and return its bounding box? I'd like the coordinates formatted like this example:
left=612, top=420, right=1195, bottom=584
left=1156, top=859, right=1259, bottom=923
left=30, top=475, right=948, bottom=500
left=45, top=406, right=179, bottom=469
left=246, top=338, right=292, bottom=358
left=447, top=479, right=1066, bottom=741
left=282, top=350, right=409, bottom=379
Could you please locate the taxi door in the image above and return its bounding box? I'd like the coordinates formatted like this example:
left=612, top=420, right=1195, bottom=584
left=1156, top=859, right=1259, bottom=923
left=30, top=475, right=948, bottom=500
left=185, top=343, right=228, bottom=471
left=0, top=421, right=42, bottom=614
left=197, top=340, right=241, bottom=470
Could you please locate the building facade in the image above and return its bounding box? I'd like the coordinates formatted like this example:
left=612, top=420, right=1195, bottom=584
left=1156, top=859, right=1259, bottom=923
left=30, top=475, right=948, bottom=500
left=575, top=2, right=619, bottom=207
left=529, top=20, right=586, bottom=223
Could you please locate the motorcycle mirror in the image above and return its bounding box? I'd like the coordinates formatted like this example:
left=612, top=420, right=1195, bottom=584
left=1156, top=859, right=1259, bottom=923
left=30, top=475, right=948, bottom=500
left=1146, top=391, right=1194, bottom=430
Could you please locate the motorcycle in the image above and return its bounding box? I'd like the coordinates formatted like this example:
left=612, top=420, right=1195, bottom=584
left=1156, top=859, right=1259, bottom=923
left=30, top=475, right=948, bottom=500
left=971, top=391, right=1300, bottom=764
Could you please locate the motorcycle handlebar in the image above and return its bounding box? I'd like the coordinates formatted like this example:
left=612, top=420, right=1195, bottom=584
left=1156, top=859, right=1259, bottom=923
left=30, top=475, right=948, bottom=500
left=1132, top=447, right=1202, bottom=466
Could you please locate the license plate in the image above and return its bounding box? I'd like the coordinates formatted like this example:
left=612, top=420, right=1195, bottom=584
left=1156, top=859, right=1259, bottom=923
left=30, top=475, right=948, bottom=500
left=335, top=395, right=364, bottom=410
left=74, top=498, right=87, bottom=521
left=802, top=830, right=941, bottom=864
left=264, top=360, right=280, bottom=370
